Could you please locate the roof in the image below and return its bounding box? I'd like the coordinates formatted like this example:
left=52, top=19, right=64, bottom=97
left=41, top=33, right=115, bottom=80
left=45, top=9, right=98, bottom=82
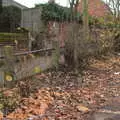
left=77, top=0, right=111, bottom=17
left=2, top=0, right=27, bottom=9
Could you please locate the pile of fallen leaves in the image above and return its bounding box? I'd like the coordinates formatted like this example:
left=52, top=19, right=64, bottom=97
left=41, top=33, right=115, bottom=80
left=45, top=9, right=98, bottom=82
left=5, top=88, right=53, bottom=120
left=0, top=88, right=20, bottom=118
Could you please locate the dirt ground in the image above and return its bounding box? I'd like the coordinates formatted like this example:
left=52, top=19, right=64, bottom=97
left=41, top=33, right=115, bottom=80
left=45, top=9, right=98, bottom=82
left=0, top=55, right=120, bottom=120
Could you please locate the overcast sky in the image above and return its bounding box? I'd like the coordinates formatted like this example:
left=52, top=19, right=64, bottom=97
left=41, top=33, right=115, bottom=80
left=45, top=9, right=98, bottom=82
left=14, top=0, right=68, bottom=8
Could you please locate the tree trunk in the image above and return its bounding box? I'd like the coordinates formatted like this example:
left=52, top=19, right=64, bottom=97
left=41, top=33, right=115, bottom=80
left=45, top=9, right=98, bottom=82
left=83, top=0, right=89, bottom=41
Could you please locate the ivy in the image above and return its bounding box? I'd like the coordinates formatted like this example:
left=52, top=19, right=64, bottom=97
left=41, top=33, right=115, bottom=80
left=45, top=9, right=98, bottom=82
left=36, top=3, right=82, bottom=24
left=36, top=3, right=120, bottom=29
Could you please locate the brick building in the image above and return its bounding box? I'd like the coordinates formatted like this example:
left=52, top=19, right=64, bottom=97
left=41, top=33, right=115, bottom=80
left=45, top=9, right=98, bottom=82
left=77, top=0, right=111, bottom=17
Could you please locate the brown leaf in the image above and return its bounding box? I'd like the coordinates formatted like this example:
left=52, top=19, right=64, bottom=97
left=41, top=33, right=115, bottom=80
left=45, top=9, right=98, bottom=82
left=76, top=105, right=90, bottom=113
left=0, top=111, right=3, bottom=119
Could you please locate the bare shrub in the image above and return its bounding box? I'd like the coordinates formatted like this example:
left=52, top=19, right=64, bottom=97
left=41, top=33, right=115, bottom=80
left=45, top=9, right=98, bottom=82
left=113, top=30, right=120, bottom=52
left=90, top=27, right=115, bottom=56
left=64, top=23, right=115, bottom=70
left=64, top=23, right=91, bottom=69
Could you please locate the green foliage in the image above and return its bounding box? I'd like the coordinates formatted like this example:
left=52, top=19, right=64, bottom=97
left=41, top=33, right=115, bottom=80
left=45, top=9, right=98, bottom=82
left=0, top=90, right=19, bottom=113
left=36, top=3, right=82, bottom=24
left=0, top=33, right=23, bottom=37
left=0, top=60, right=4, bottom=67
left=0, top=33, right=27, bottom=42
left=0, top=6, right=21, bottom=32
left=89, top=16, right=120, bottom=28
left=91, top=18, right=120, bottom=51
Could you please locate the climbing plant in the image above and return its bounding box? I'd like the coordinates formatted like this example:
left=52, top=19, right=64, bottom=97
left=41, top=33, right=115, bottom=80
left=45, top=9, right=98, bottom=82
left=36, top=3, right=82, bottom=24
left=0, top=6, right=21, bottom=32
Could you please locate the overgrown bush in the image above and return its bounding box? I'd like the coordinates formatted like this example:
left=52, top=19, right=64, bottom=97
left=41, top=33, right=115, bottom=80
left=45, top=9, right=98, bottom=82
left=0, top=6, right=21, bottom=32
left=0, top=89, right=20, bottom=114
left=36, top=3, right=82, bottom=24
left=64, top=24, right=91, bottom=69
left=64, top=22, right=116, bottom=70
left=89, top=16, right=120, bottom=53
left=91, top=28, right=115, bottom=55
left=113, top=30, right=120, bottom=52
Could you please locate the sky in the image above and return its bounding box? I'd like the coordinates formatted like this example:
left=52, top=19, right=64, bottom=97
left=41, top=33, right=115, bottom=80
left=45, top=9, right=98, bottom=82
left=14, top=0, right=69, bottom=8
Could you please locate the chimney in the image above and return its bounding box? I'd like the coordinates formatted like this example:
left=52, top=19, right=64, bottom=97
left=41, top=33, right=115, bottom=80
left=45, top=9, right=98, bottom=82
left=48, top=0, right=55, bottom=3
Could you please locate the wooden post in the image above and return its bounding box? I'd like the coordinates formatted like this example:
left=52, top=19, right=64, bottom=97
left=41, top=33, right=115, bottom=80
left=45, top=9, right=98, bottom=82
left=28, top=32, right=33, bottom=51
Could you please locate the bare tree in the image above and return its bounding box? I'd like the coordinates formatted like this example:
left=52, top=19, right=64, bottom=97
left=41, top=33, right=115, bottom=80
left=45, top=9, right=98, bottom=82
left=69, top=0, right=80, bottom=19
left=67, top=0, right=80, bottom=71
left=83, top=0, right=89, bottom=40
left=66, top=0, right=89, bottom=71
left=69, top=0, right=79, bottom=9
left=106, top=0, right=120, bottom=20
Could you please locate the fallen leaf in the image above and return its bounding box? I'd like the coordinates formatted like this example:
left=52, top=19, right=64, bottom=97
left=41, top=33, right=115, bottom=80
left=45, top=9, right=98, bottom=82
left=0, top=111, right=3, bottom=119
left=76, top=105, right=90, bottom=113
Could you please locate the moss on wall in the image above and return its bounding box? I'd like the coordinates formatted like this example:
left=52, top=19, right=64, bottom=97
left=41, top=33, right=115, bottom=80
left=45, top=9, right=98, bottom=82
left=0, top=33, right=28, bottom=42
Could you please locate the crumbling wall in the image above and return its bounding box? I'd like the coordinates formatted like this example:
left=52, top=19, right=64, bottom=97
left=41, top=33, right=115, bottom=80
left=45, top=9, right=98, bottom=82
left=21, top=7, right=47, bottom=50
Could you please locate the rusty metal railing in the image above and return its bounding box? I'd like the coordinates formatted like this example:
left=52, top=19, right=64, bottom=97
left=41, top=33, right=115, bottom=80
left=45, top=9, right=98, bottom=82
left=0, top=47, right=64, bottom=59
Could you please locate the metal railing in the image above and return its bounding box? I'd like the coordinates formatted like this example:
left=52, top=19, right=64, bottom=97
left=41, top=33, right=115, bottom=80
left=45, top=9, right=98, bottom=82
left=0, top=47, right=64, bottom=59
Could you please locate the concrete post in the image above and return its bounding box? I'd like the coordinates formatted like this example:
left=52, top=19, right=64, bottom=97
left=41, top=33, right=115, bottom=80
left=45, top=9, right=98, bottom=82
left=0, top=70, right=4, bottom=87
left=3, top=46, right=15, bottom=86
left=52, top=39, right=60, bottom=69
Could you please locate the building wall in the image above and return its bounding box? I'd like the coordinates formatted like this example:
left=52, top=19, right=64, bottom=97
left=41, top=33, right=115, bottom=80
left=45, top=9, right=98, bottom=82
left=77, top=0, right=111, bottom=17
left=21, top=7, right=43, bottom=33
left=47, top=21, right=70, bottom=48
left=21, top=7, right=70, bottom=48
left=2, top=0, right=27, bottom=9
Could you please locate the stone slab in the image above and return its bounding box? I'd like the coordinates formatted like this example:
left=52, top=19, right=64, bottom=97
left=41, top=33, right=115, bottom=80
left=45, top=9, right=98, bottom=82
left=91, top=97, right=120, bottom=120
